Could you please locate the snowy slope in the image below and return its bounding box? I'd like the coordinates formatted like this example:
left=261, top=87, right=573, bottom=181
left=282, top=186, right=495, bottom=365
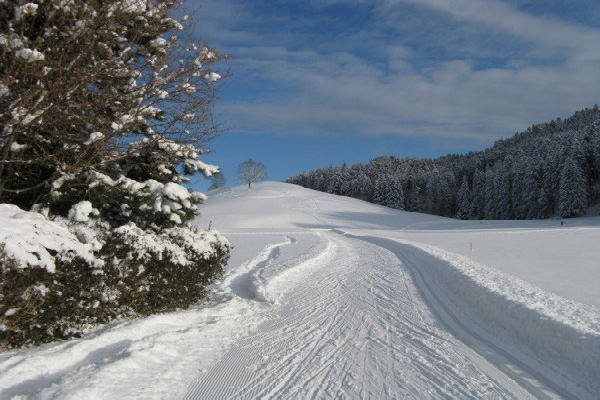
left=203, top=182, right=600, bottom=309
left=1, top=182, right=598, bottom=399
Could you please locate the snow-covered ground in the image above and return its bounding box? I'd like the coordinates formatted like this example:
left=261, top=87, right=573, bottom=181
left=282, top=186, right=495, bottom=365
left=1, top=182, right=599, bottom=398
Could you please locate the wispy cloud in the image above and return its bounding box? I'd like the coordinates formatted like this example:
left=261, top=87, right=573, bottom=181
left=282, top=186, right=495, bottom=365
left=192, top=0, right=600, bottom=144
left=384, top=0, right=600, bottom=57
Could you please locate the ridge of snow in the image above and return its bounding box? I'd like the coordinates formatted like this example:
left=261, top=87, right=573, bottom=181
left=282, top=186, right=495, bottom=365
left=397, top=239, right=600, bottom=335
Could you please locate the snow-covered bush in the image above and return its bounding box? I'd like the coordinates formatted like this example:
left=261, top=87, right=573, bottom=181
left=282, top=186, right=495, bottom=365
left=1, top=253, right=119, bottom=348
left=0, top=204, right=229, bottom=348
left=48, top=170, right=207, bottom=231
left=101, top=225, right=229, bottom=315
left=0, top=1, right=230, bottom=348
left=0, top=205, right=111, bottom=347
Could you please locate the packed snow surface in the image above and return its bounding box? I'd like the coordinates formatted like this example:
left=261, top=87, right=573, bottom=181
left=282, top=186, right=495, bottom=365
left=1, top=182, right=599, bottom=398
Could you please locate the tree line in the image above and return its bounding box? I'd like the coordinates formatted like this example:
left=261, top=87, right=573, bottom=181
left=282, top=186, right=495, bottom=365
left=287, top=106, right=600, bottom=220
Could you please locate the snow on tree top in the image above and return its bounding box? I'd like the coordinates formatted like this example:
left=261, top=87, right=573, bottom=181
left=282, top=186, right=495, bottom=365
left=0, top=204, right=102, bottom=273
left=14, top=3, right=39, bottom=20
left=68, top=201, right=100, bottom=222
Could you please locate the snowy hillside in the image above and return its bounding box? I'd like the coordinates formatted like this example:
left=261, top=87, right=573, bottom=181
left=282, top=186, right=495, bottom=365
left=203, top=182, right=600, bottom=308
left=1, top=182, right=599, bottom=398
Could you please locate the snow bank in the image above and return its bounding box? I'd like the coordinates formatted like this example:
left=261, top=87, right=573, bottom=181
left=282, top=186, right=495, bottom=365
left=0, top=204, right=101, bottom=273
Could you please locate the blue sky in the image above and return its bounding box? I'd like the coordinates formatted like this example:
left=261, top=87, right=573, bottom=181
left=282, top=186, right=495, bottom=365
left=185, top=0, right=600, bottom=190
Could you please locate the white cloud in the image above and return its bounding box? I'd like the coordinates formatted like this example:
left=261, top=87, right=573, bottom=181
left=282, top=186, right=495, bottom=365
left=196, top=0, right=600, bottom=143
left=384, top=0, right=600, bottom=59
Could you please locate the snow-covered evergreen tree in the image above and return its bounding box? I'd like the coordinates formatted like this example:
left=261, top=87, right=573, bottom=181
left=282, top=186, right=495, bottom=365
left=438, top=171, right=456, bottom=216
left=559, top=157, right=588, bottom=218
left=537, top=187, right=551, bottom=219
left=471, top=168, right=486, bottom=219
left=484, top=169, right=496, bottom=219
left=1, top=0, right=224, bottom=207
left=511, top=162, right=526, bottom=220
left=0, top=0, right=230, bottom=347
left=355, top=171, right=373, bottom=201
left=386, top=175, right=405, bottom=210
left=494, top=167, right=511, bottom=219
left=456, top=176, right=471, bottom=220
left=373, top=177, right=386, bottom=205
left=336, top=162, right=350, bottom=195
left=588, top=121, right=600, bottom=201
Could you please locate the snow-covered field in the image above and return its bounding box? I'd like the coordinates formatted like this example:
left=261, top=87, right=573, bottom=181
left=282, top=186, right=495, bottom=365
left=1, top=182, right=599, bottom=398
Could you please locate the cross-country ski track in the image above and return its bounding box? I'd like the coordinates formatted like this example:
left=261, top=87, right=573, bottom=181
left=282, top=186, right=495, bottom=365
left=186, top=231, right=532, bottom=399
left=1, top=182, right=598, bottom=399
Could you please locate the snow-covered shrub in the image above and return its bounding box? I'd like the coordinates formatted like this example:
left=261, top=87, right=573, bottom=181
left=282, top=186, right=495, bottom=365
left=0, top=204, right=229, bottom=348
left=101, top=225, right=229, bottom=315
left=48, top=170, right=206, bottom=231
left=0, top=253, right=120, bottom=348
left=0, top=205, right=114, bottom=347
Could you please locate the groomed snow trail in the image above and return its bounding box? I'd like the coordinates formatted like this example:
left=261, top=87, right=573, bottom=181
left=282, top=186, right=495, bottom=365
left=184, top=232, right=530, bottom=399
left=351, top=235, right=598, bottom=399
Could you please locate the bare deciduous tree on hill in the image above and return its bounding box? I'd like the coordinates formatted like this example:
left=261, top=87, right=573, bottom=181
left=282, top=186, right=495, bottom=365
left=238, top=159, right=266, bottom=189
